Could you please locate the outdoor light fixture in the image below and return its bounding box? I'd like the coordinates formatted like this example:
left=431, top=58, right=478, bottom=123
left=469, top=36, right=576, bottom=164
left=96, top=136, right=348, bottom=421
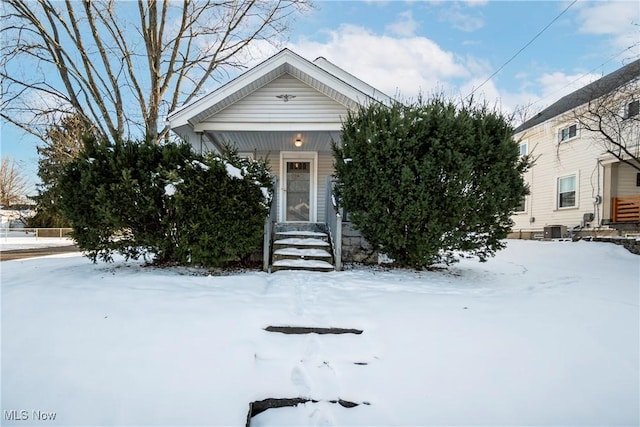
left=294, top=134, right=303, bottom=147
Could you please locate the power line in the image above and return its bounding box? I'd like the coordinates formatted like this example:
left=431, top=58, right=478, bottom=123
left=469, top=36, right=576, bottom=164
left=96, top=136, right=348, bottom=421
left=465, top=0, right=578, bottom=100
left=512, top=44, right=639, bottom=118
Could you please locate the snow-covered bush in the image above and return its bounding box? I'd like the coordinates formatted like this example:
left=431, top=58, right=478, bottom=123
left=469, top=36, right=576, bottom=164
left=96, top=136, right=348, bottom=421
left=333, top=97, right=530, bottom=269
left=58, top=138, right=272, bottom=267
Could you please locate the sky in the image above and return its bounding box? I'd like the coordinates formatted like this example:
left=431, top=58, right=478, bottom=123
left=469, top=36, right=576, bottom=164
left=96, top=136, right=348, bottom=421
left=1, top=0, right=639, bottom=194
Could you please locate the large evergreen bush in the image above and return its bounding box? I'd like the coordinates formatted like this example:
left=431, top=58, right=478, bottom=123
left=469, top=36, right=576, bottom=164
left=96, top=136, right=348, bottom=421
left=58, top=138, right=272, bottom=267
left=333, top=98, right=530, bottom=268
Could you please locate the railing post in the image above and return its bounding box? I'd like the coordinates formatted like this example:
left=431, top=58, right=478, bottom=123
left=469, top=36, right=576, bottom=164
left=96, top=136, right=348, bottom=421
left=263, top=217, right=271, bottom=272
left=335, top=212, right=342, bottom=271
left=263, top=176, right=277, bottom=273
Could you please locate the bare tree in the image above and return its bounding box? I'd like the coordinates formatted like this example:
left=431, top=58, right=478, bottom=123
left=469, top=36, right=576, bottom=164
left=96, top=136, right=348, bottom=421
left=1, top=0, right=311, bottom=144
left=0, top=157, right=30, bottom=207
left=576, top=68, right=640, bottom=171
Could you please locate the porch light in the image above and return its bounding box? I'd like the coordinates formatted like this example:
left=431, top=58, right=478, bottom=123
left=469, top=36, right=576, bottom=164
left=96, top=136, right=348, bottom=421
left=294, top=136, right=303, bottom=147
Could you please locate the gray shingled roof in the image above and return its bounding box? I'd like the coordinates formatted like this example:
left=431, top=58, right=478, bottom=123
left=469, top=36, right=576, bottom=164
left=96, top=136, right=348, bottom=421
left=515, top=59, right=640, bottom=133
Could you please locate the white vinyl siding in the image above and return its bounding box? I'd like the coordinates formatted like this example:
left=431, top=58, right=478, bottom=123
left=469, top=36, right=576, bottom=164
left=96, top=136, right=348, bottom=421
left=316, top=152, right=335, bottom=223
left=203, top=74, right=349, bottom=126
left=617, top=163, right=640, bottom=196
left=510, top=117, right=606, bottom=232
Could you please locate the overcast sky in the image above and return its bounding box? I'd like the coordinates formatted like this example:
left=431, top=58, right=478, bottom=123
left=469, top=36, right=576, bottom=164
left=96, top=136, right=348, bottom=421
left=2, top=0, right=639, bottom=193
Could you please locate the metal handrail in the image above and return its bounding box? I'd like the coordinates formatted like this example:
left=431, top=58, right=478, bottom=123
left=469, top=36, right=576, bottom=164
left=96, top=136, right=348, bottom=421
left=263, top=177, right=278, bottom=272
left=325, top=176, right=342, bottom=271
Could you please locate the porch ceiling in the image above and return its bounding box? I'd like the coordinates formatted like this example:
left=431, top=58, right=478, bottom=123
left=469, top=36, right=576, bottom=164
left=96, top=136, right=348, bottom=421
left=206, top=130, right=342, bottom=153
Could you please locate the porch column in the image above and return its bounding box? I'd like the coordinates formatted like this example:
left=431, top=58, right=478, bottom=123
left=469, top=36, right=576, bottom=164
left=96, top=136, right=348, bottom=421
left=602, top=163, right=618, bottom=224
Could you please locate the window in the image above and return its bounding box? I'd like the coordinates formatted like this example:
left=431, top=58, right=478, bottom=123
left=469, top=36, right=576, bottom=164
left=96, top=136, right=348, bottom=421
left=625, top=100, right=639, bottom=119
left=558, top=124, right=577, bottom=142
left=558, top=175, right=577, bottom=208
left=636, top=172, right=640, bottom=187
left=515, top=196, right=526, bottom=213
left=519, top=142, right=528, bottom=156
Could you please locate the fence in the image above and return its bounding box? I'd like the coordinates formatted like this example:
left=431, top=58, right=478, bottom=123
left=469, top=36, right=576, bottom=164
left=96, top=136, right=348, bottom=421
left=0, top=228, right=73, bottom=240
left=613, top=195, right=640, bottom=222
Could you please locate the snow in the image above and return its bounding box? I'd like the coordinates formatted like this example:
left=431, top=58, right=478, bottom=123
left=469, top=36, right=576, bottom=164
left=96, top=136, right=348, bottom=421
left=0, top=234, right=74, bottom=251
left=272, top=259, right=334, bottom=269
left=191, top=159, right=209, bottom=171
left=1, top=240, right=638, bottom=426
left=274, top=237, right=330, bottom=246
left=274, top=248, right=332, bottom=258
left=225, top=162, right=244, bottom=179
left=164, top=183, right=177, bottom=196
left=277, top=231, right=328, bottom=237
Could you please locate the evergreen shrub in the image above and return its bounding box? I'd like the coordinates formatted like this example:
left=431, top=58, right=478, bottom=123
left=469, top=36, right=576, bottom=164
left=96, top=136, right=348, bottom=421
left=58, top=138, right=272, bottom=267
left=333, top=97, right=530, bottom=268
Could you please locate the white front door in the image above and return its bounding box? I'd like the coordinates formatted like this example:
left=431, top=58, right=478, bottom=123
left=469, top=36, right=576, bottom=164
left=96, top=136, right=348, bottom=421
left=280, top=152, right=317, bottom=222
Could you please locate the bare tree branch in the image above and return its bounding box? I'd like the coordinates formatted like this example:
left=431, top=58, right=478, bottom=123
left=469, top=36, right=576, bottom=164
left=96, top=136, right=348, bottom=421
left=575, top=74, right=640, bottom=172
left=1, top=0, right=312, bottom=145
left=0, top=157, right=30, bottom=207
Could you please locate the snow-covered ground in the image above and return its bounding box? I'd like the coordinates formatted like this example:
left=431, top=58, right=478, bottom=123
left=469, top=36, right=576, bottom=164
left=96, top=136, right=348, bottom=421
left=0, top=232, right=74, bottom=251
left=1, top=240, right=638, bottom=426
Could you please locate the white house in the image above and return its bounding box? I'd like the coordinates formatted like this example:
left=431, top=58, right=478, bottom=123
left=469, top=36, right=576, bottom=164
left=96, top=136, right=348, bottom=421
left=168, top=48, right=393, bottom=270
left=511, top=59, right=640, bottom=238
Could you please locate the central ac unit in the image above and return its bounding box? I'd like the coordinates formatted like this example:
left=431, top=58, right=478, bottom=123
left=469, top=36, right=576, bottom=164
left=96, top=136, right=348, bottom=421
left=543, top=225, right=567, bottom=239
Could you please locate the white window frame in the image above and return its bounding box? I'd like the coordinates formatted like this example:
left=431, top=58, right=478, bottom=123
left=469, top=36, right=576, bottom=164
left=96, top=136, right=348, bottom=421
left=556, top=172, right=579, bottom=210
left=624, top=99, right=639, bottom=119
left=557, top=123, right=578, bottom=143
left=515, top=195, right=527, bottom=214
left=518, top=141, right=528, bottom=157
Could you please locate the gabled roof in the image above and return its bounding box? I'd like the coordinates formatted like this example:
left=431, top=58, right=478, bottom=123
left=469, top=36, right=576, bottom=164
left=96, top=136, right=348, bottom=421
left=168, top=48, right=394, bottom=128
left=515, top=59, right=640, bottom=133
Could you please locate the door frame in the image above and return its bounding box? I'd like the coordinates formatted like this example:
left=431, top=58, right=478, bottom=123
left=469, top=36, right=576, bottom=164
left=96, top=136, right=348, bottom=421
left=279, top=151, right=318, bottom=223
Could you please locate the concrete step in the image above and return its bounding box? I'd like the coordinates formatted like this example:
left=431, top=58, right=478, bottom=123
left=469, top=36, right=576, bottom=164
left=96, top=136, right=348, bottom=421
left=270, top=223, right=335, bottom=272
left=274, top=230, right=329, bottom=243
left=273, top=247, right=333, bottom=263
left=271, top=258, right=335, bottom=272
left=273, top=237, right=330, bottom=250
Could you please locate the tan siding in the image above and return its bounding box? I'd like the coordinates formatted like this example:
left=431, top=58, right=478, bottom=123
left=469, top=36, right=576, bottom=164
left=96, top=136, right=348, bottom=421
left=511, top=117, right=606, bottom=232
left=204, top=74, right=349, bottom=124
left=617, top=164, right=640, bottom=196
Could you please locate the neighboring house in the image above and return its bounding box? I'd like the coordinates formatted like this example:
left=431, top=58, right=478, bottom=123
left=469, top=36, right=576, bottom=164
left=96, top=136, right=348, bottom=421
left=511, top=59, right=640, bottom=238
left=168, top=48, right=393, bottom=271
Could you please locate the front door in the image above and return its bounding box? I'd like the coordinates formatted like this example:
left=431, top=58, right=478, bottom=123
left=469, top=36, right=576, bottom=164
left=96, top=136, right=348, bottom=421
left=281, top=152, right=317, bottom=222
left=286, top=161, right=310, bottom=221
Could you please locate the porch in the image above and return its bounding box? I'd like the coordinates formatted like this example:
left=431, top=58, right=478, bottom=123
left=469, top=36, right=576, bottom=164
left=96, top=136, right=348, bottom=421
left=612, top=195, right=640, bottom=223
left=262, top=176, right=344, bottom=273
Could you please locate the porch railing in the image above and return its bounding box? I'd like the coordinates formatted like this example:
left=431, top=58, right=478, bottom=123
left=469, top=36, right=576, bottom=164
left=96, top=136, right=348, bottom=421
left=263, top=177, right=278, bottom=272
left=613, top=195, right=640, bottom=222
left=325, top=176, right=342, bottom=271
